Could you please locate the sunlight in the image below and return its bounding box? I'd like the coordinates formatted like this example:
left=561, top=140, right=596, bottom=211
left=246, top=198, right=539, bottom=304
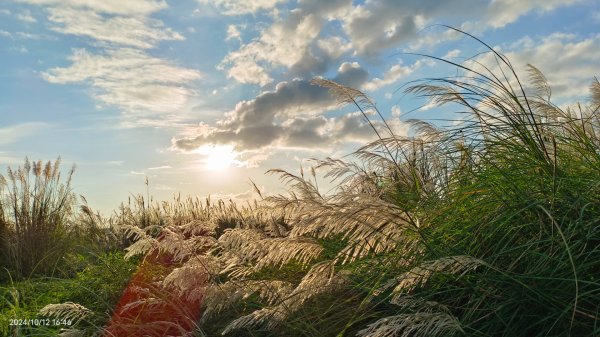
left=198, top=145, right=238, bottom=171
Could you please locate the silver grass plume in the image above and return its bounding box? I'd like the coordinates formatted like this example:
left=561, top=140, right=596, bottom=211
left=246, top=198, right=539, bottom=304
left=217, top=228, right=324, bottom=269
left=39, top=302, right=92, bottom=324
left=57, top=329, right=85, bottom=337
left=199, top=280, right=294, bottom=323
left=221, top=308, right=286, bottom=335
left=387, top=255, right=484, bottom=296
left=355, top=312, right=464, bottom=337
left=221, top=261, right=349, bottom=333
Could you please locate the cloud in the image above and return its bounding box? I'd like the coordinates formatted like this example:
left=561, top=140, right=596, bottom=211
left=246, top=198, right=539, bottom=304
left=209, top=186, right=264, bottom=203
left=22, top=0, right=196, bottom=123
left=0, top=30, right=12, bottom=39
left=15, top=0, right=167, bottom=15
left=225, top=24, right=243, bottom=42
left=171, top=61, right=402, bottom=164
left=484, top=0, right=581, bottom=28
left=217, top=0, right=586, bottom=88
left=0, top=122, right=53, bottom=145
left=298, top=0, right=352, bottom=17
left=316, top=36, right=352, bottom=60
left=475, top=33, right=600, bottom=100
left=362, top=60, right=422, bottom=91
left=15, top=32, right=40, bottom=39
left=10, top=46, right=29, bottom=53
left=174, top=78, right=337, bottom=151
left=0, top=30, right=43, bottom=40
left=341, top=1, right=501, bottom=57
left=16, top=10, right=37, bottom=23
left=197, top=0, right=284, bottom=15
left=0, top=9, right=11, bottom=15
left=443, top=49, right=461, bottom=59
left=42, top=48, right=201, bottom=114
left=46, top=7, right=183, bottom=49
left=220, top=11, right=323, bottom=85
left=219, top=0, right=354, bottom=85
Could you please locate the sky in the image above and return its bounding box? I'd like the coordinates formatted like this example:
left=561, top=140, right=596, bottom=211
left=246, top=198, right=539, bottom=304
left=1, top=0, right=599, bottom=215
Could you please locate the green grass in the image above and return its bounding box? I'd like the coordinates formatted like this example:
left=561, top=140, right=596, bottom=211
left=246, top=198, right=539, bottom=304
left=0, top=252, right=137, bottom=337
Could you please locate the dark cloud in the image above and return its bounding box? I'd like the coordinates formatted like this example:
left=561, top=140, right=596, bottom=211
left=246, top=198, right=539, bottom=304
left=173, top=62, right=388, bottom=154
left=334, top=62, right=369, bottom=88
left=298, top=0, right=352, bottom=18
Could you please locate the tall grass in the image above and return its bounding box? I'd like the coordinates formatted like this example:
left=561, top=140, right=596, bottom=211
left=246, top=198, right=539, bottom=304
left=0, top=158, right=77, bottom=279
left=41, top=37, right=600, bottom=336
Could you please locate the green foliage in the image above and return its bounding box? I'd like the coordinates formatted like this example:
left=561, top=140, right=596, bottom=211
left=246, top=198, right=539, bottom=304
left=0, top=252, right=136, bottom=336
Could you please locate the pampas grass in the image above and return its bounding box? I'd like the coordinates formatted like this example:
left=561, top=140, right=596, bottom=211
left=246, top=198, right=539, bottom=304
left=0, top=157, right=76, bottom=278
left=38, top=32, right=600, bottom=336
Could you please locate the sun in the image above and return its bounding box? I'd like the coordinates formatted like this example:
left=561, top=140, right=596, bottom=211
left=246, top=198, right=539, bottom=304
left=198, top=145, right=238, bottom=171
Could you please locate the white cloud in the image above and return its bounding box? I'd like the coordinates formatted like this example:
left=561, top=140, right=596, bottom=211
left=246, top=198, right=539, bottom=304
left=226, top=24, right=243, bottom=42
left=0, top=122, right=52, bottom=145
left=476, top=33, right=600, bottom=100
left=47, top=7, right=183, bottom=49
left=484, top=0, right=581, bottom=28
left=15, top=0, right=167, bottom=15
left=221, top=11, right=322, bottom=85
left=17, top=32, right=44, bottom=39
left=362, top=60, right=422, bottom=91
left=0, top=9, right=11, bottom=15
left=16, top=10, right=37, bottom=23
left=316, top=36, right=352, bottom=59
left=225, top=25, right=246, bottom=42
left=42, top=48, right=201, bottom=114
left=197, top=0, right=284, bottom=15
left=21, top=0, right=196, bottom=122
left=443, top=49, right=461, bottom=59
left=0, top=30, right=43, bottom=40
left=0, top=30, right=12, bottom=39
left=209, top=186, right=263, bottom=202
left=222, top=57, right=273, bottom=86
left=10, top=46, right=29, bottom=53
left=219, top=1, right=355, bottom=85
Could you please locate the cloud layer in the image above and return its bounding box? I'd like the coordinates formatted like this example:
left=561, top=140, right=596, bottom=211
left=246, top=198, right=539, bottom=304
left=20, top=0, right=199, bottom=118
left=47, top=7, right=183, bottom=49
left=16, top=0, right=167, bottom=15
left=173, top=62, right=408, bottom=165
left=43, top=48, right=201, bottom=113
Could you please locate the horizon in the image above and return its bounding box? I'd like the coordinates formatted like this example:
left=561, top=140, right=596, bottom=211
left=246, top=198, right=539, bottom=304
left=1, top=0, right=599, bottom=215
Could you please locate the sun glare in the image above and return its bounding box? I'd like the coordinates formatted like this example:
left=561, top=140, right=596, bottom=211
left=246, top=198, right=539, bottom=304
left=198, top=145, right=238, bottom=171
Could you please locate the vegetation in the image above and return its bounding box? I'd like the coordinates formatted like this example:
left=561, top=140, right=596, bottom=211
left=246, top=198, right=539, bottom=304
left=0, top=158, right=77, bottom=279
left=1, top=37, right=599, bottom=336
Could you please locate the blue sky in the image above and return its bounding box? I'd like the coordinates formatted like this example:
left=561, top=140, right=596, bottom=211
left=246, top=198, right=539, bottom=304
left=1, top=0, right=599, bottom=214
